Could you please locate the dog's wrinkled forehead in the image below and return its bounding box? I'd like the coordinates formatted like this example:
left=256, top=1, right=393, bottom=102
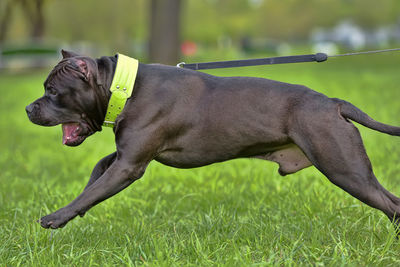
left=44, top=59, right=86, bottom=88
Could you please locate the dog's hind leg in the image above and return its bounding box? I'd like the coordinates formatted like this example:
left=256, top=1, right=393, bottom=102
left=290, top=117, right=400, bottom=232
left=84, top=152, right=117, bottom=190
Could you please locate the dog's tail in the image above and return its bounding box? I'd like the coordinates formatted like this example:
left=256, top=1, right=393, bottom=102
left=334, top=98, right=400, bottom=136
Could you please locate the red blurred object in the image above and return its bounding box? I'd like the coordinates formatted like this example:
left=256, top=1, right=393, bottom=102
left=181, top=41, right=197, bottom=56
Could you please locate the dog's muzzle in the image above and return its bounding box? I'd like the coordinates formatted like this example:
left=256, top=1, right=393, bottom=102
left=26, top=103, right=38, bottom=119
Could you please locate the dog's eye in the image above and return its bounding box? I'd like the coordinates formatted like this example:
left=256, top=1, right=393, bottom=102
left=47, top=88, right=58, bottom=96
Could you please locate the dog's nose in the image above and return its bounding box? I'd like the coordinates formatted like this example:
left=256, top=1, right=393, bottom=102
left=25, top=103, right=35, bottom=114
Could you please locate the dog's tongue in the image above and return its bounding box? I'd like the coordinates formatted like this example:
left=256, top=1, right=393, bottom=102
left=62, top=123, right=80, bottom=145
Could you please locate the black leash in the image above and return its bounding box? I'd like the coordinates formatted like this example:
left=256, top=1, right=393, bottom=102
left=177, top=48, right=400, bottom=70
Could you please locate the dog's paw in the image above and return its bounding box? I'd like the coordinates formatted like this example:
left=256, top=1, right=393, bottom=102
left=38, top=209, right=76, bottom=229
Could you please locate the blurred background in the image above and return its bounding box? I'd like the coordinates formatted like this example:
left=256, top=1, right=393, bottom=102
left=2, top=0, right=400, bottom=69
left=2, top=1, right=400, bottom=264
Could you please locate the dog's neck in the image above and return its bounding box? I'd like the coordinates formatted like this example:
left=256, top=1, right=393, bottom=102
left=96, top=55, right=117, bottom=98
left=95, top=56, right=118, bottom=129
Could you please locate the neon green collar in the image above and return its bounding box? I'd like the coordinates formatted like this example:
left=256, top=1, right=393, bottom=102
left=103, top=53, right=139, bottom=127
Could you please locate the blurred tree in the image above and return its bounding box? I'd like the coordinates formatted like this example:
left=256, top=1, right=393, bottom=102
left=0, top=0, right=47, bottom=43
left=46, top=0, right=146, bottom=55
left=149, top=0, right=181, bottom=64
left=21, top=0, right=47, bottom=40
left=0, top=0, right=13, bottom=43
left=3, top=0, right=400, bottom=54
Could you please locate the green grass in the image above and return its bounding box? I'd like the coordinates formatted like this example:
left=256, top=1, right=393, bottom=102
left=1, top=54, right=400, bottom=266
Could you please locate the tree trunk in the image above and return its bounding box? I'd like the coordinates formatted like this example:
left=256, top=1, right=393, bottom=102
left=31, top=0, right=45, bottom=40
left=0, top=0, right=14, bottom=43
left=19, top=0, right=46, bottom=41
left=149, top=0, right=181, bottom=65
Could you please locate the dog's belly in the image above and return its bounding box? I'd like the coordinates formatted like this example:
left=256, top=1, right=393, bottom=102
left=155, top=142, right=312, bottom=175
left=155, top=151, right=224, bottom=168
left=154, top=140, right=291, bottom=169
left=155, top=118, right=292, bottom=168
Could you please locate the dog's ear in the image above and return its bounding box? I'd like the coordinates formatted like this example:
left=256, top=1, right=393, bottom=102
left=61, top=49, right=80, bottom=59
left=68, top=58, right=91, bottom=82
left=70, top=57, right=100, bottom=84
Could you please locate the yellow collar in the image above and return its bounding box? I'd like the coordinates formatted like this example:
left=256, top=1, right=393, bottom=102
left=103, top=53, right=139, bottom=127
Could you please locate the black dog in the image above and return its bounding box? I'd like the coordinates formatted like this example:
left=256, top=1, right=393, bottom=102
left=26, top=50, right=400, bottom=230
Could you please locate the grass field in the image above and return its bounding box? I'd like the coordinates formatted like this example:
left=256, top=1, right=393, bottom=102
left=1, top=54, right=400, bottom=266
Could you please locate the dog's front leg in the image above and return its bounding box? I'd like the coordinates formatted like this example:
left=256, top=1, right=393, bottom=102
left=84, top=152, right=117, bottom=191
left=68, top=152, right=118, bottom=218
left=38, top=159, right=147, bottom=229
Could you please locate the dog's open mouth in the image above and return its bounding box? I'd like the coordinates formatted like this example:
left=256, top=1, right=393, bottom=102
left=62, top=122, right=84, bottom=146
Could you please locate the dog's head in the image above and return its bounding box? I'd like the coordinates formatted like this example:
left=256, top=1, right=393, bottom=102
left=26, top=50, right=109, bottom=146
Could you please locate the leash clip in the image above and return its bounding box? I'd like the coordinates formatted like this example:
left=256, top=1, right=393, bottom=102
left=176, top=62, right=185, bottom=68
